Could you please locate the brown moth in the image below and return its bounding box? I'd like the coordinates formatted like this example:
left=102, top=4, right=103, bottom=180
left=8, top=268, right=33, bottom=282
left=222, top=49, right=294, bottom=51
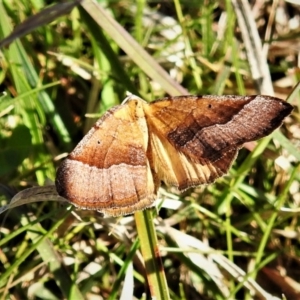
left=55, top=94, right=293, bottom=216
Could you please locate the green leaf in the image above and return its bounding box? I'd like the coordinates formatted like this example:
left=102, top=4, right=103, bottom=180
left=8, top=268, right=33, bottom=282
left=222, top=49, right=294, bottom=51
left=0, top=124, right=32, bottom=176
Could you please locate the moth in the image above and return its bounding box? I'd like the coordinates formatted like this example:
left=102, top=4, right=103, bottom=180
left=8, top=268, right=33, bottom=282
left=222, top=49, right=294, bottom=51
left=55, top=94, right=293, bottom=216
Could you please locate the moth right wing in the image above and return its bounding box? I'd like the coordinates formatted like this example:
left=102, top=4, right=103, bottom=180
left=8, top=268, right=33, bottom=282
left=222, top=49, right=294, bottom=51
left=143, top=95, right=292, bottom=190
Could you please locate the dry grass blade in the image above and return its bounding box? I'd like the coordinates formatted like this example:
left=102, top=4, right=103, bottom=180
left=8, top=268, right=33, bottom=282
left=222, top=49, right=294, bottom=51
left=160, top=225, right=282, bottom=300
left=80, top=0, right=188, bottom=96
left=231, top=0, right=274, bottom=94
left=0, top=1, right=82, bottom=48
left=0, top=186, right=68, bottom=215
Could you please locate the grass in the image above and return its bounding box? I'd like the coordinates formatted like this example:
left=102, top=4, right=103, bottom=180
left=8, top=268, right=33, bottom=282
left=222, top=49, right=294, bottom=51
left=0, top=1, right=299, bottom=299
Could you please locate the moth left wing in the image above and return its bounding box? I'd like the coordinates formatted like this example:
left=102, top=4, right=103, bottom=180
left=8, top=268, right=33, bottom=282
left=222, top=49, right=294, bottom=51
left=56, top=101, right=157, bottom=216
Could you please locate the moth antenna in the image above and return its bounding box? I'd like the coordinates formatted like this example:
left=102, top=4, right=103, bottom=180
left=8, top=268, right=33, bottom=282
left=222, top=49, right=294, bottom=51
left=122, top=92, right=145, bottom=104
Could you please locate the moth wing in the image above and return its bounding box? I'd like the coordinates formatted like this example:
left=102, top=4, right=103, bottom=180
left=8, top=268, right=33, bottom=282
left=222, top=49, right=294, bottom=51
left=55, top=103, right=156, bottom=216
left=147, top=131, right=237, bottom=190
left=144, top=95, right=292, bottom=189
